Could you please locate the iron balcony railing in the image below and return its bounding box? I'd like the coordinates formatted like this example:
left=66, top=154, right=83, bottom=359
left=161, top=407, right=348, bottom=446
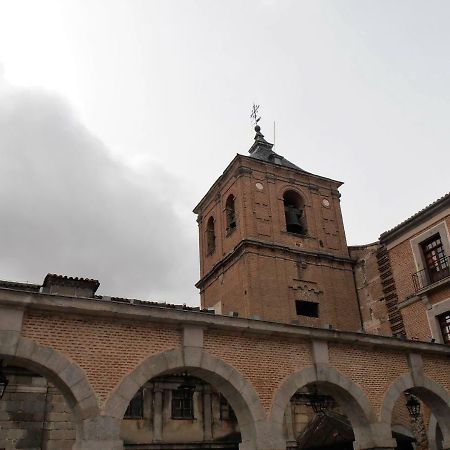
left=412, top=256, right=450, bottom=292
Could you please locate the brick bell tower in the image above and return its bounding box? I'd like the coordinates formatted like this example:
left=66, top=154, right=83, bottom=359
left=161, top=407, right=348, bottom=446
left=193, top=125, right=361, bottom=331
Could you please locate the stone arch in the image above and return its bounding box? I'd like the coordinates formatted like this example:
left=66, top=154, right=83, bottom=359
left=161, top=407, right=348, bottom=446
left=277, top=184, right=309, bottom=204
left=0, top=332, right=99, bottom=419
left=270, top=366, right=394, bottom=450
left=428, top=414, right=440, bottom=450
left=103, top=348, right=269, bottom=450
left=380, top=373, right=450, bottom=445
left=0, top=331, right=105, bottom=449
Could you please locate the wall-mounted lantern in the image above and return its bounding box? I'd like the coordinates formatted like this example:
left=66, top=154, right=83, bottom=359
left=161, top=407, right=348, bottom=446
left=406, top=393, right=421, bottom=420
left=294, top=384, right=335, bottom=416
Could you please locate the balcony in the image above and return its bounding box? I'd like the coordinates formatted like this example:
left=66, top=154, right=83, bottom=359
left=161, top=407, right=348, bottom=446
left=412, top=256, right=450, bottom=292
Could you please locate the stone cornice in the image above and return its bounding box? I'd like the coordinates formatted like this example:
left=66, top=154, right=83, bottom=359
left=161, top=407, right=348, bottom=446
left=1, top=287, right=449, bottom=357
left=193, top=154, right=343, bottom=215
left=380, top=193, right=450, bottom=244
left=196, top=238, right=354, bottom=289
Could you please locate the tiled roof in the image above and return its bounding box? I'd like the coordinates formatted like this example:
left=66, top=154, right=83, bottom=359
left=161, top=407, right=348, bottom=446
left=0, top=273, right=208, bottom=312
left=380, top=192, right=450, bottom=242
left=43, top=273, right=100, bottom=289
left=248, top=125, right=306, bottom=172
left=97, top=295, right=212, bottom=313
left=0, top=280, right=40, bottom=292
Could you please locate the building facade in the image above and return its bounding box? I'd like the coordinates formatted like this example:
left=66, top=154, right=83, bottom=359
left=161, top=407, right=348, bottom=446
left=350, top=193, right=450, bottom=344
left=0, top=126, right=449, bottom=450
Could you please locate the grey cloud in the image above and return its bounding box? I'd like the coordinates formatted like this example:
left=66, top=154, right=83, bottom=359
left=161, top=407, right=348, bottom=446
left=0, top=84, right=199, bottom=303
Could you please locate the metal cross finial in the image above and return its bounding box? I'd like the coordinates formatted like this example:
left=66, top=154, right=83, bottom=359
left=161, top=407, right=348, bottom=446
left=250, top=103, right=261, bottom=127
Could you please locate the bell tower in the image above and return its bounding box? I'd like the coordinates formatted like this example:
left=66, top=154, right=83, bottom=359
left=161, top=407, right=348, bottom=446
left=193, top=125, right=361, bottom=331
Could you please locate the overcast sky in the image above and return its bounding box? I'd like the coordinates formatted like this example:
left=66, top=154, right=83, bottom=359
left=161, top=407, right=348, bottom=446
left=0, top=0, right=449, bottom=304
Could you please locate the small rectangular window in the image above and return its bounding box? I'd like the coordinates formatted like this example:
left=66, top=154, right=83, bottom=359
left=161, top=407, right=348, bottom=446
left=124, top=389, right=144, bottom=419
left=295, top=300, right=319, bottom=318
left=172, top=388, right=194, bottom=419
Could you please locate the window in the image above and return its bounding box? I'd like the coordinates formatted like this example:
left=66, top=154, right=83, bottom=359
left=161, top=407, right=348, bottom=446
left=295, top=300, right=319, bottom=318
left=225, top=195, right=237, bottom=234
left=172, top=388, right=194, bottom=419
left=206, top=216, right=216, bottom=255
left=124, top=389, right=143, bottom=419
left=283, top=191, right=307, bottom=235
left=219, top=394, right=236, bottom=421
left=438, top=312, right=450, bottom=344
left=421, top=234, right=449, bottom=284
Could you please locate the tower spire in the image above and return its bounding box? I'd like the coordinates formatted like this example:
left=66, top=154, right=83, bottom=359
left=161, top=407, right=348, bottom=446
left=249, top=124, right=273, bottom=154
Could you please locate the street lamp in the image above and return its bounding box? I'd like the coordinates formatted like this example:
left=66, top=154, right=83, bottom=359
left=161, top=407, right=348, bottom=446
left=405, top=393, right=421, bottom=420
left=294, top=384, right=335, bottom=416
left=309, top=386, right=335, bottom=415
left=0, top=360, right=9, bottom=399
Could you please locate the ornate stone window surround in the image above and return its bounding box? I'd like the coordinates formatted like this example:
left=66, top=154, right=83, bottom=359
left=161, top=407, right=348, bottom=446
left=425, top=297, right=450, bottom=344
left=410, top=221, right=450, bottom=286
left=406, top=222, right=450, bottom=343
left=410, top=222, right=450, bottom=294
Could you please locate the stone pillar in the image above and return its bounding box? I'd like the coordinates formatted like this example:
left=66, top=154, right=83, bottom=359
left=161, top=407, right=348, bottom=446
left=143, top=386, right=152, bottom=430
left=284, top=401, right=296, bottom=446
left=203, top=386, right=213, bottom=441
left=73, top=416, right=123, bottom=450
left=153, top=386, right=163, bottom=442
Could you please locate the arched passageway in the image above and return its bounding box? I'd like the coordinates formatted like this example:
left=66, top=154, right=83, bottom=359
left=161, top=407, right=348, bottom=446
left=104, top=348, right=269, bottom=450
left=270, top=366, right=395, bottom=450
left=0, top=332, right=104, bottom=450
left=381, top=373, right=450, bottom=450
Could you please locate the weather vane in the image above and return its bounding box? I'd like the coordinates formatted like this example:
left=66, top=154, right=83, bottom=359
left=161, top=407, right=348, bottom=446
left=250, top=103, right=261, bottom=128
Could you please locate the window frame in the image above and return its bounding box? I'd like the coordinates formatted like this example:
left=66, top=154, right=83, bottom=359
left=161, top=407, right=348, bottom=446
left=420, top=234, right=449, bottom=284
left=206, top=216, right=216, bottom=256
left=438, top=311, right=450, bottom=344
left=410, top=223, right=450, bottom=280
left=295, top=300, right=319, bottom=318
left=225, top=194, right=237, bottom=235
left=171, top=388, right=195, bottom=420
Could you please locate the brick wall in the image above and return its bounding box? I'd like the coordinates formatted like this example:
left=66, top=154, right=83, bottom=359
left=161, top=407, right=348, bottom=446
left=388, top=216, right=450, bottom=302
left=328, top=344, right=409, bottom=412
left=401, top=301, right=432, bottom=342
left=387, top=215, right=450, bottom=341
left=204, top=331, right=313, bottom=411
left=22, top=312, right=182, bottom=400
left=349, top=243, right=392, bottom=336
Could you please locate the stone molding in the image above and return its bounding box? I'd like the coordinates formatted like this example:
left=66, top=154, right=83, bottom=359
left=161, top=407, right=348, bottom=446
left=196, top=238, right=354, bottom=289
left=183, top=326, right=204, bottom=348
left=0, top=306, right=24, bottom=333
left=2, top=290, right=450, bottom=357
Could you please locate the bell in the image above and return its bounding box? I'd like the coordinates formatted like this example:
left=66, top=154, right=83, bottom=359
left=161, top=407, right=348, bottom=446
left=285, top=205, right=305, bottom=234
left=229, top=213, right=236, bottom=229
